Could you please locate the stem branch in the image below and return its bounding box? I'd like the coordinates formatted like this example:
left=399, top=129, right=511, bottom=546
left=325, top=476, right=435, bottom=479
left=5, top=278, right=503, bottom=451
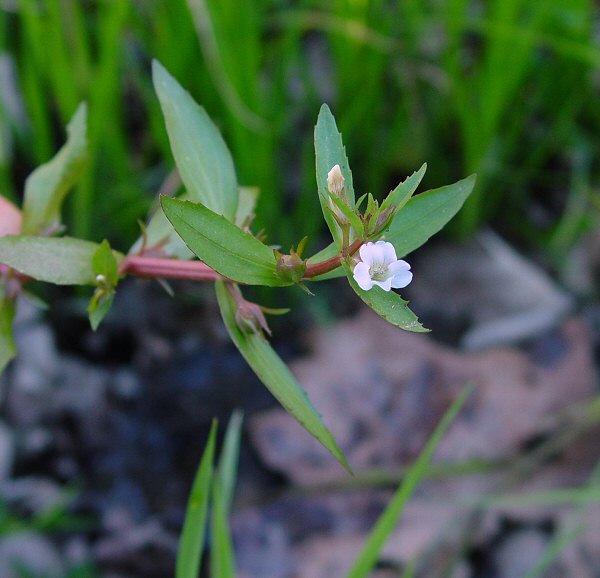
left=303, top=238, right=362, bottom=279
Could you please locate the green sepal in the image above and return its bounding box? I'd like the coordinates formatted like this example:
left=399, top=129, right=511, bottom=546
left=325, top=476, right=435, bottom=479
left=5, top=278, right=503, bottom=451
left=327, top=192, right=365, bottom=239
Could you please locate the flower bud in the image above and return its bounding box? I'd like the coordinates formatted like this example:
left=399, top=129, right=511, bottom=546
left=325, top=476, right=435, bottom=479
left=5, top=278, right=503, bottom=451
left=275, top=250, right=306, bottom=284
left=235, top=301, right=272, bottom=337
left=327, top=164, right=345, bottom=198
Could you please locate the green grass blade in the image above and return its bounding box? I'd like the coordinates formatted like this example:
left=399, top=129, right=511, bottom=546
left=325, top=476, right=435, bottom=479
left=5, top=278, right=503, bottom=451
left=210, top=478, right=236, bottom=578
left=176, top=421, right=218, bottom=578
left=520, top=525, right=583, bottom=578
left=481, top=486, right=600, bottom=508
left=215, top=281, right=351, bottom=473
left=345, top=383, right=475, bottom=578
left=217, top=411, right=243, bottom=515
left=209, top=412, right=243, bottom=578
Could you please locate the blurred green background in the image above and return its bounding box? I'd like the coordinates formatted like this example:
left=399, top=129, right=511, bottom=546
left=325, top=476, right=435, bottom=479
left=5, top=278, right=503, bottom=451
left=1, top=0, right=598, bottom=260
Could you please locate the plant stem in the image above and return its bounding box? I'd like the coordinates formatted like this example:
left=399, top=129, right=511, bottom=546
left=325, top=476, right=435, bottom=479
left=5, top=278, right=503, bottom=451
left=303, top=238, right=362, bottom=279
left=119, top=239, right=363, bottom=284
left=120, top=256, right=223, bottom=282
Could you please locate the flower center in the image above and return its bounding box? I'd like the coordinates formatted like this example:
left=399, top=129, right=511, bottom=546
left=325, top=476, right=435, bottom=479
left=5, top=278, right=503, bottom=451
left=369, top=263, right=390, bottom=282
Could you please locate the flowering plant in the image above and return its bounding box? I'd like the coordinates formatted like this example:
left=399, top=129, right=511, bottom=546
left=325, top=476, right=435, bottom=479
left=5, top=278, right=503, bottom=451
left=0, top=60, right=475, bottom=469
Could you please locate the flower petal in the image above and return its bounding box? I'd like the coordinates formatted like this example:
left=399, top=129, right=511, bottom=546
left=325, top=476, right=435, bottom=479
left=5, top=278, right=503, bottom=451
left=370, top=241, right=387, bottom=265
left=379, top=241, right=398, bottom=265
left=359, top=242, right=375, bottom=266
left=374, top=277, right=393, bottom=291
left=390, top=268, right=413, bottom=289
left=388, top=259, right=411, bottom=275
left=353, top=261, right=374, bottom=290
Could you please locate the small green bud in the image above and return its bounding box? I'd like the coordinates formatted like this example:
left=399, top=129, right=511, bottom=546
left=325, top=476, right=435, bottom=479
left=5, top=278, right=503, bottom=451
left=274, top=248, right=307, bottom=284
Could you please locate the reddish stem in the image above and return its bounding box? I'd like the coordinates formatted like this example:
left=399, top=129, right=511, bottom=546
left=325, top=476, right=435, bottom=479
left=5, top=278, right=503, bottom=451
left=120, top=256, right=224, bottom=282
left=303, top=238, right=362, bottom=279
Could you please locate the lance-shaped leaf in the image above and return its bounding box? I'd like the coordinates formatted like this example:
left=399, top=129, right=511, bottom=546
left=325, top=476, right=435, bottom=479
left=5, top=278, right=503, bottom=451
left=161, top=197, right=289, bottom=287
left=0, top=287, right=16, bottom=374
left=344, top=263, right=428, bottom=333
left=315, top=104, right=355, bottom=249
left=381, top=163, right=427, bottom=212
left=22, top=103, right=88, bottom=235
left=0, top=236, right=122, bottom=286
left=215, top=281, right=350, bottom=472
left=385, top=175, right=476, bottom=258
left=153, top=60, right=238, bottom=221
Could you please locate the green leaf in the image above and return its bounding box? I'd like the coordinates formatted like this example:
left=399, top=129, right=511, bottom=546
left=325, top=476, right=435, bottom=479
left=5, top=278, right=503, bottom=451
left=216, top=281, right=351, bottom=472
left=0, top=236, right=122, bottom=285
left=344, top=263, right=428, bottom=333
left=153, top=60, right=238, bottom=221
left=0, top=286, right=16, bottom=374
left=385, top=175, right=476, bottom=259
left=161, top=197, right=289, bottom=287
left=87, top=291, right=114, bottom=331
left=92, top=240, right=119, bottom=286
left=22, top=103, right=88, bottom=235
left=345, top=383, right=475, bottom=578
left=381, top=163, right=427, bottom=212
left=176, top=421, right=217, bottom=578
left=315, top=104, right=355, bottom=249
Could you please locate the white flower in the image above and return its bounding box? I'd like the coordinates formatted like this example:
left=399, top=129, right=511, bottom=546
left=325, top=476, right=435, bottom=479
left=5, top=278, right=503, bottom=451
left=353, top=241, right=412, bottom=292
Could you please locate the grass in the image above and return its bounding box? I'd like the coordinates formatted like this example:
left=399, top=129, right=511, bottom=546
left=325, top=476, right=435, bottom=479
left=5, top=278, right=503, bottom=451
left=0, top=0, right=598, bottom=257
